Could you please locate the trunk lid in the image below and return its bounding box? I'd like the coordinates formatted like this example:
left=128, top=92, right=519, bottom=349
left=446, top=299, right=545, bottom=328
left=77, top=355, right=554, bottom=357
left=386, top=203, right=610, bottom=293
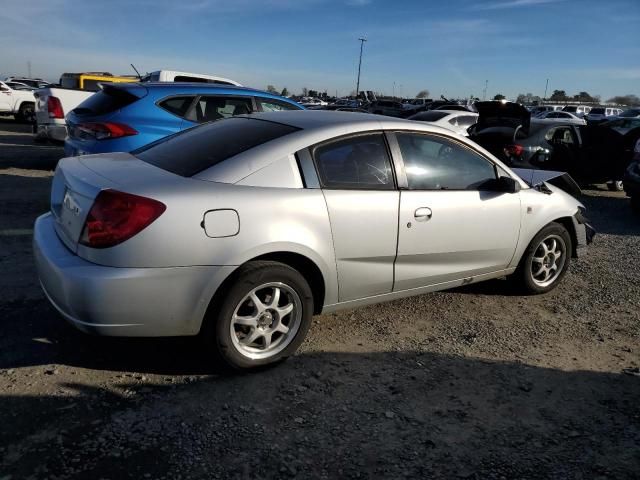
left=51, top=152, right=177, bottom=252
left=474, top=101, right=531, bottom=135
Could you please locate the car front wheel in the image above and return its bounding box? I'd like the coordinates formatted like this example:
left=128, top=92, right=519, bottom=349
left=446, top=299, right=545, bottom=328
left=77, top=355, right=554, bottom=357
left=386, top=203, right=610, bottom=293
left=514, top=222, right=572, bottom=294
left=202, top=261, right=313, bottom=370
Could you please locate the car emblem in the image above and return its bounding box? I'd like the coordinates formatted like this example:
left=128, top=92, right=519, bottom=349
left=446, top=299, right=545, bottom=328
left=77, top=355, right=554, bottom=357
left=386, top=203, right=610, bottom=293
left=63, top=191, right=82, bottom=216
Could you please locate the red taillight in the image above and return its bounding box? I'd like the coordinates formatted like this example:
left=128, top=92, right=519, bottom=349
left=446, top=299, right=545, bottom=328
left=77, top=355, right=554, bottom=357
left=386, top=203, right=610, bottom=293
left=79, top=189, right=166, bottom=248
left=504, top=144, right=525, bottom=158
left=47, top=96, right=64, bottom=119
left=77, top=122, right=138, bottom=140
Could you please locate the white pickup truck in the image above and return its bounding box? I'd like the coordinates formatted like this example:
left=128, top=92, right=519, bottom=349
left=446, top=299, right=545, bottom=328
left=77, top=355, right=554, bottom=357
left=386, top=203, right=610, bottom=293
left=34, top=70, right=242, bottom=142
left=0, top=81, right=36, bottom=122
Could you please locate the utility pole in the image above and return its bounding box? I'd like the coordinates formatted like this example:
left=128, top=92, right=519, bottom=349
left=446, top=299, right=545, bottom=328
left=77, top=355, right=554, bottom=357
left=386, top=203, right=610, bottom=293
left=355, top=37, right=367, bottom=98
left=543, top=78, right=549, bottom=101
left=483, top=79, right=488, bottom=101
left=393, top=81, right=396, bottom=99
left=27, top=61, right=32, bottom=78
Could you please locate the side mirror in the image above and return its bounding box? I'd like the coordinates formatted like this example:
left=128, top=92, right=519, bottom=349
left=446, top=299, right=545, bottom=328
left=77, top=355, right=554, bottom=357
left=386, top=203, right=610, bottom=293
left=497, top=176, right=521, bottom=193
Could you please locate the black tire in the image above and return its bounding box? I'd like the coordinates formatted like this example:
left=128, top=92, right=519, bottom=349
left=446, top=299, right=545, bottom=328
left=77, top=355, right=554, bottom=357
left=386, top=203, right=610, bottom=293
left=607, top=180, right=624, bottom=192
left=16, top=102, right=35, bottom=123
left=513, top=222, right=572, bottom=294
left=201, top=261, right=314, bottom=370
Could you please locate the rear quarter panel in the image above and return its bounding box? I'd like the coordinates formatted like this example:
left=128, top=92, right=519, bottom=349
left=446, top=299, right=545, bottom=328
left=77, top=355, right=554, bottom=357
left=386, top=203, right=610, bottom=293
left=77, top=180, right=339, bottom=306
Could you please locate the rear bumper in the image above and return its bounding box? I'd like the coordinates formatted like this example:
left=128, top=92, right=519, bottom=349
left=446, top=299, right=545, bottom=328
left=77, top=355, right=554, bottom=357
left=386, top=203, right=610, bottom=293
left=35, top=122, right=67, bottom=142
left=33, top=213, right=235, bottom=337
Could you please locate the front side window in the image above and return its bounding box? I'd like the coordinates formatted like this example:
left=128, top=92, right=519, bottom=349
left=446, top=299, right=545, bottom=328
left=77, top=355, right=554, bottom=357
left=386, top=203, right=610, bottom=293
left=258, top=98, right=300, bottom=112
left=313, top=134, right=394, bottom=190
left=186, top=96, right=253, bottom=123
left=396, top=132, right=497, bottom=190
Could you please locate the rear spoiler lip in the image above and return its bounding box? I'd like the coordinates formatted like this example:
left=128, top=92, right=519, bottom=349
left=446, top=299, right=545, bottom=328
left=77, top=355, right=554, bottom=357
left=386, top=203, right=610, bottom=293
left=512, top=168, right=582, bottom=198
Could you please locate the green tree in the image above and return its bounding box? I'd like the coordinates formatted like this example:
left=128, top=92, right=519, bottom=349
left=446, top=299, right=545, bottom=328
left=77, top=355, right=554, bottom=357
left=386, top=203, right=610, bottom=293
left=549, top=90, right=567, bottom=101
left=416, top=89, right=430, bottom=98
left=607, top=94, right=640, bottom=106
left=280, top=87, right=289, bottom=97
left=493, top=93, right=506, bottom=101
left=266, top=85, right=278, bottom=94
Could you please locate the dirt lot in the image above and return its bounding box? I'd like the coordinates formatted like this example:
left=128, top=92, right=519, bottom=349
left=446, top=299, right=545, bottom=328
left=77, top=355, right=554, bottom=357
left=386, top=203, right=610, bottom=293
left=1, top=119, right=639, bottom=479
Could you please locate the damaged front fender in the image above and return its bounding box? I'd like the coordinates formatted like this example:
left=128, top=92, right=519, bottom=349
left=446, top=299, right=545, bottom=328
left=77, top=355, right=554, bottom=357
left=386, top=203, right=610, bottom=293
left=512, top=168, right=582, bottom=198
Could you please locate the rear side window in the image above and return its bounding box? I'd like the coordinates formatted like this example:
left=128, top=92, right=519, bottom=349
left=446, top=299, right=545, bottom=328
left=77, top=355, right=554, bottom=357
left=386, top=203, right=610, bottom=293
left=134, top=118, right=300, bottom=177
left=410, top=111, right=448, bottom=122
left=72, top=87, right=139, bottom=116
left=158, top=96, right=195, bottom=118
left=313, top=134, right=394, bottom=190
left=258, top=98, right=300, bottom=112
left=185, top=96, right=253, bottom=123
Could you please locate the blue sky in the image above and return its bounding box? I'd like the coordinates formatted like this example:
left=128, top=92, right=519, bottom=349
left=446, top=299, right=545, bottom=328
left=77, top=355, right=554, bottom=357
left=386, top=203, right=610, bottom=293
left=2, top=0, right=638, bottom=100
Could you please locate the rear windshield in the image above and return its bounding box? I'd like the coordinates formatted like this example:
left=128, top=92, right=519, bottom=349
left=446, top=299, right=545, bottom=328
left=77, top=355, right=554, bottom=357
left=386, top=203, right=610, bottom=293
left=134, top=117, right=301, bottom=177
left=563, top=106, right=577, bottom=112
left=590, top=108, right=605, bottom=114
left=409, top=111, right=448, bottom=121
left=72, top=86, right=140, bottom=116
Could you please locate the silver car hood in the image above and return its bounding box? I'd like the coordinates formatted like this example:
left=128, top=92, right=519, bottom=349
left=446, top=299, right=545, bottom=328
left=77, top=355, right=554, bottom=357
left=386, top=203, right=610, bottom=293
left=512, top=168, right=582, bottom=198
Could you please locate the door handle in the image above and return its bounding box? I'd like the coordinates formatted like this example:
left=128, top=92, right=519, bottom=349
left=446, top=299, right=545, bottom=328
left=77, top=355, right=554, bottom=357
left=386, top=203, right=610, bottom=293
left=414, top=207, right=432, bottom=221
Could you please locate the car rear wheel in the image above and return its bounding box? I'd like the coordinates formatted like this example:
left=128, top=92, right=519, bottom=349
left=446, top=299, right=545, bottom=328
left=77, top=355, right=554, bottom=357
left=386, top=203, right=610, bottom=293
left=513, top=222, right=572, bottom=294
left=202, top=261, right=313, bottom=370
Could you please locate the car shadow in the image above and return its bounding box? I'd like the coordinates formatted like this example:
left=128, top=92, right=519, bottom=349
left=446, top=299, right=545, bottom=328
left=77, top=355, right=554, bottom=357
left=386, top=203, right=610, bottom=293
left=579, top=189, right=639, bottom=236
left=2, top=350, right=638, bottom=479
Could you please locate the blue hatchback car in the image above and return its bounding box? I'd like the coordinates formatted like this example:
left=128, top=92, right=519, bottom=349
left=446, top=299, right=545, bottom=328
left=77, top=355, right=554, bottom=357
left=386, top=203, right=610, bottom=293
left=64, top=83, right=303, bottom=156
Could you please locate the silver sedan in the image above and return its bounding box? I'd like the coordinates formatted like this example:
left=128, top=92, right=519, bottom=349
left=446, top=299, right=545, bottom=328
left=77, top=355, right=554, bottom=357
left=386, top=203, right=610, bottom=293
left=34, top=111, right=594, bottom=369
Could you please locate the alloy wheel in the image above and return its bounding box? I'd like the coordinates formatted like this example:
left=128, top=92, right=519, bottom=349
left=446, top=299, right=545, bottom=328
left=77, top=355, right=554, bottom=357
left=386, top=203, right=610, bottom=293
left=229, top=282, right=302, bottom=360
left=530, top=234, right=567, bottom=288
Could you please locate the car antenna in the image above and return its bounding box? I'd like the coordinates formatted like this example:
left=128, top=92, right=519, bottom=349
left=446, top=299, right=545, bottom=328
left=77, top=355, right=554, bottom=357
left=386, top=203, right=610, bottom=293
left=130, top=63, right=142, bottom=80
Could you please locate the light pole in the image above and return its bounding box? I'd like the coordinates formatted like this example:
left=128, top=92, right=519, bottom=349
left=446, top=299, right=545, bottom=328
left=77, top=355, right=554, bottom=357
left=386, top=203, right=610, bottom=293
left=483, top=79, right=488, bottom=101
left=355, top=37, right=367, bottom=98
left=543, top=78, right=549, bottom=101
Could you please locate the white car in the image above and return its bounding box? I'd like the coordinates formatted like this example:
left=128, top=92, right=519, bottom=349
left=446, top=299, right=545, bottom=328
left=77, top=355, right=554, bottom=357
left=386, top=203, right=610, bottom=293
left=586, top=107, right=623, bottom=123
left=0, top=80, right=36, bottom=122
left=300, top=97, right=328, bottom=107
left=408, top=110, right=479, bottom=136
left=533, top=110, right=586, bottom=125
left=139, top=70, right=242, bottom=86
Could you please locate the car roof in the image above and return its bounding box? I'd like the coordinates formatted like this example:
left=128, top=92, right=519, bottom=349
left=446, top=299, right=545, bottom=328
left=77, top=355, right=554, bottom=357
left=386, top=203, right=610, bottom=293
left=114, top=82, right=292, bottom=99
left=243, top=109, right=434, bottom=131
left=192, top=110, right=522, bottom=187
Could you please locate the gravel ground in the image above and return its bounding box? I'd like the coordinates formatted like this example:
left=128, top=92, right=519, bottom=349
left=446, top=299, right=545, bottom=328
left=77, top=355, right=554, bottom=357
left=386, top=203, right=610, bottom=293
left=1, top=119, right=639, bottom=479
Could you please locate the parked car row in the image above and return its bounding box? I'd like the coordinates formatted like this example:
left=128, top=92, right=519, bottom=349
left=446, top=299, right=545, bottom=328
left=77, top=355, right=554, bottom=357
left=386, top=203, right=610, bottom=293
left=34, top=70, right=244, bottom=142
left=467, top=101, right=640, bottom=192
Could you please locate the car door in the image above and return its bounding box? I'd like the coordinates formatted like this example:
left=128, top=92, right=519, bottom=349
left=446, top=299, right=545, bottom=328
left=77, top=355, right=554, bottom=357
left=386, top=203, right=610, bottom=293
left=311, top=132, right=399, bottom=302
left=390, top=131, right=521, bottom=290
